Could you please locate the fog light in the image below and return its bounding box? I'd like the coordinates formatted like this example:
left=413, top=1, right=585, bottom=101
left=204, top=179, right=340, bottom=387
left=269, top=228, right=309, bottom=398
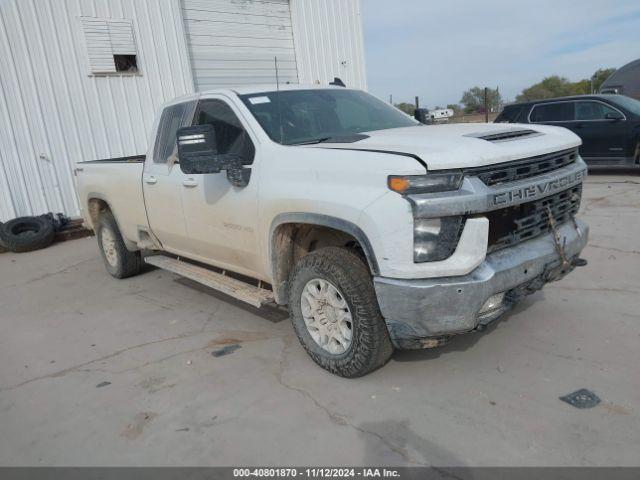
left=413, top=216, right=465, bottom=263
left=479, top=292, right=505, bottom=315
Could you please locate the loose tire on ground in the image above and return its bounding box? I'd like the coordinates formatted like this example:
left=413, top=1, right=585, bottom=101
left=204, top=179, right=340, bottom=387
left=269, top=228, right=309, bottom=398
left=0, top=216, right=55, bottom=253
left=288, top=247, right=394, bottom=377
left=96, top=211, right=143, bottom=279
left=0, top=223, right=7, bottom=253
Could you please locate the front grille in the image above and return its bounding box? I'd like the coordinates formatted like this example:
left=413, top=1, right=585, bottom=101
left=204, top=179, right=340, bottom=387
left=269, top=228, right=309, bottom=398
left=465, top=148, right=578, bottom=186
left=486, top=185, right=582, bottom=253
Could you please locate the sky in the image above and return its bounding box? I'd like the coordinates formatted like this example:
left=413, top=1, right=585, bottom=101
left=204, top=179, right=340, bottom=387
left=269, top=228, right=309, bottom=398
left=361, top=0, right=640, bottom=108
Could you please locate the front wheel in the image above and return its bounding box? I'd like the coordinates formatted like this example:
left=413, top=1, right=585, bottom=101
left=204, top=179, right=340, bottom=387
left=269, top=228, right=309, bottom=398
left=288, top=247, right=393, bottom=377
left=96, top=211, right=143, bottom=279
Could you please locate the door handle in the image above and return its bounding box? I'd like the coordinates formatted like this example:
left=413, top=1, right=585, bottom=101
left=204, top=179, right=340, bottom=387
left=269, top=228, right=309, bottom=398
left=144, top=176, right=157, bottom=185
left=182, top=178, right=198, bottom=188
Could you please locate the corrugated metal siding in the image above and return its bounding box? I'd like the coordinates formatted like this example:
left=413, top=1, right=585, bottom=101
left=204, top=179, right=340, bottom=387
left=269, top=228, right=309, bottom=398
left=0, top=0, right=369, bottom=222
left=182, top=0, right=299, bottom=90
left=290, top=0, right=367, bottom=90
left=0, top=0, right=194, bottom=221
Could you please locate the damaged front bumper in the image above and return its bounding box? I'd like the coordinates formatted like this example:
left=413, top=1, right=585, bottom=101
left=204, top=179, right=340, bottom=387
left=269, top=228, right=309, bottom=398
left=374, top=219, right=589, bottom=349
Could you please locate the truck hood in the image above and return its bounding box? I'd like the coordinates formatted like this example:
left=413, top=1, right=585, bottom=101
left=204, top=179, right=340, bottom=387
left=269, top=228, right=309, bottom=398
left=315, top=123, right=581, bottom=171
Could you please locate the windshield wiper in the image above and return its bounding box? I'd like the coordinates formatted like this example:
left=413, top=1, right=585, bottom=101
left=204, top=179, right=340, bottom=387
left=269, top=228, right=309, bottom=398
left=289, top=137, right=333, bottom=146
left=289, top=134, right=370, bottom=146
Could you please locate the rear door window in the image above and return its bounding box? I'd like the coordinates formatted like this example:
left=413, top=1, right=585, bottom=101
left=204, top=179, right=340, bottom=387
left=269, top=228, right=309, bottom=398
left=575, top=101, right=621, bottom=120
left=153, top=102, right=196, bottom=163
left=530, top=102, right=575, bottom=123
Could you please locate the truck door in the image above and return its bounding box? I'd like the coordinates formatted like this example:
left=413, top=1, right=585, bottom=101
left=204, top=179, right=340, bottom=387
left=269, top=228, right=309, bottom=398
left=573, top=100, right=627, bottom=159
left=143, top=101, right=196, bottom=255
left=178, top=97, right=262, bottom=277
left=529, top=101, right=575, bottom=131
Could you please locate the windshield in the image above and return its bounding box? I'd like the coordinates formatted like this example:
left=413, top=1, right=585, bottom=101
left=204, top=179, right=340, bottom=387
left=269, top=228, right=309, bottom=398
left=609, top=95, right=640, bottom=116
left=239, top=89, right=419, bottom=145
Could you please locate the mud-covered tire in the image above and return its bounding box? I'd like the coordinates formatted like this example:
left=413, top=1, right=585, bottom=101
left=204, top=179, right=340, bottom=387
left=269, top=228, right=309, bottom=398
left=0, top=216, right=55, bottom=253
left=96, top=211, right=143, bottom=279
left=288, top=247, right=394, bottom=377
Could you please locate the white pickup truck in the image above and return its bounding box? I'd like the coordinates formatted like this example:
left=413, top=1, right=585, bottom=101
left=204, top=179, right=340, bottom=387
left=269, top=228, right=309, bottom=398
left=76, top=85, right=589, bottom=377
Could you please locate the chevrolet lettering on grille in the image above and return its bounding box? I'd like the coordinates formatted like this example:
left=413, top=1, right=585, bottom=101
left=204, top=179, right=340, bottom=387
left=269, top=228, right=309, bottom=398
left=492, top=169, right=586, bottom=207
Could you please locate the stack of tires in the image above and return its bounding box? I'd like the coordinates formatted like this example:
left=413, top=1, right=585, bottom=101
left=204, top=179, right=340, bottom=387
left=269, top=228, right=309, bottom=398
left=0, top=216, right=58, bottom=253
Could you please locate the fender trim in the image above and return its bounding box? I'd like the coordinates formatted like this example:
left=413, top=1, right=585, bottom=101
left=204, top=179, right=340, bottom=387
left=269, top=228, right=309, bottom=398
left=269, top=213, right=379, bottom=275
left=86, top=194, right=138, bottom=252
left=269, top=213, right=379, bottom=304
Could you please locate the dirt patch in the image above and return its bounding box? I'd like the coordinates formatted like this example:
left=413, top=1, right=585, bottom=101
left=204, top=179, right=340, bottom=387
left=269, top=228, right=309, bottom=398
left=206, top=330, right=275, bottom=348
left=121, top=412, right=157, bottom=440
left=603, top=403, right=631, bottom=415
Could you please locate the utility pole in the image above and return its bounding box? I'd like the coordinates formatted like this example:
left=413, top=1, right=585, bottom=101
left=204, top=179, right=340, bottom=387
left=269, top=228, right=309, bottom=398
left=415, top=96, right=420, bottom=110
left=389, top=94, right=393, bottom=105
left=484, top=87, right=489, bottom=123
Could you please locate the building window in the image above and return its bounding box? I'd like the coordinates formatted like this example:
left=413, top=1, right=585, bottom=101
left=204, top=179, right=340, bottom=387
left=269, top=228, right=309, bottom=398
left=113, top=54, right=138, bottom=73
left=80, top=17, right=139, bottom=75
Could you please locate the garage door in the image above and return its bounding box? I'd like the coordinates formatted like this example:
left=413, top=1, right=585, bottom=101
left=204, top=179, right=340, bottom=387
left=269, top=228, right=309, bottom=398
left=182, top=0, right=299, bottom=90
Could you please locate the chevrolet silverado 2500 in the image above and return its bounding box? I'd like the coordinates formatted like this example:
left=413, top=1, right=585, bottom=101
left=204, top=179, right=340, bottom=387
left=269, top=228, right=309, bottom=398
left=76, top=85, right=589, bottom=377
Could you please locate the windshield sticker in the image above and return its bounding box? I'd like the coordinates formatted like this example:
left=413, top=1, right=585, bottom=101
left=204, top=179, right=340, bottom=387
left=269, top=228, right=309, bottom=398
left=249, top=96, right=271, bottom=105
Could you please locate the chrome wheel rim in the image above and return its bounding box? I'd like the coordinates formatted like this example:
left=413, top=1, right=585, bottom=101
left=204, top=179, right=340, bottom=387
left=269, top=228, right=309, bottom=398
left=101, top=227, right=118, bottom=267
left=301, top=278, right=353, bottom=355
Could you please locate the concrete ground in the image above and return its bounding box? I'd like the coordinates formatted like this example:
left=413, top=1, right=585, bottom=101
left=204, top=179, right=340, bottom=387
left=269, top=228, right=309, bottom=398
left=0, top=173, right=638, bottom=467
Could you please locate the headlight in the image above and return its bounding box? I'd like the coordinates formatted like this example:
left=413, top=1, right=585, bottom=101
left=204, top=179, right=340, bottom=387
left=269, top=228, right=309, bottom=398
left=388, top=172, right=463, bottom=195
left=414, top=216, right=465, bottom=262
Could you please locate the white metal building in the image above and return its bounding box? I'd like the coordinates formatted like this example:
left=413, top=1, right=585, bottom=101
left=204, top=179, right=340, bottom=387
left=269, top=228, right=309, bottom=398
left=0, top=0, right=367, bottom=221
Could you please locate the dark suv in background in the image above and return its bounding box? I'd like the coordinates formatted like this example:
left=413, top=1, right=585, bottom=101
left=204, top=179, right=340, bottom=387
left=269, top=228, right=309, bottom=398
left=496, top=94, right=640, bottom=168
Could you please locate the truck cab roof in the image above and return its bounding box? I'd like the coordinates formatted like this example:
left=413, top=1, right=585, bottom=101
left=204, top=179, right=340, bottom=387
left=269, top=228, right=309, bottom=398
left=164, top=84, right=349, bottom=107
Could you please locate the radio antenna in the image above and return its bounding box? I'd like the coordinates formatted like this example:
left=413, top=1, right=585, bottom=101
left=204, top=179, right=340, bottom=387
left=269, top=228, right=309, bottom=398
left=274, top=56, right=284, bottom=144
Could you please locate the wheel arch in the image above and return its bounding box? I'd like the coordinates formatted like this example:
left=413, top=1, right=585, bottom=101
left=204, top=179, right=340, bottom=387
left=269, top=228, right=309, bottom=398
left=269, top=213, right=379, bottom=305
left=87, top=195, right=138, bottom=251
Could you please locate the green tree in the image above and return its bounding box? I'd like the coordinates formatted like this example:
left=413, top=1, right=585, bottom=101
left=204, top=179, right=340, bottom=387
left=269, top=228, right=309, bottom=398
left=460, top=87, right=502, bottom=114
left=591, top=68, right=616, bottom=92
left=447, top=103, right=462, bottom=115
left=516, top=76, right=576, bottom=102
left=394, top=102, right=416, bottom=116
left=515, top=68, right=617, bottom=102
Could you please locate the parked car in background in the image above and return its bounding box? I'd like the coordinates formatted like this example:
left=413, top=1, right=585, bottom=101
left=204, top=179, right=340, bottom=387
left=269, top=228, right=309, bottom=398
left=496, top=95, right=640, bottom=169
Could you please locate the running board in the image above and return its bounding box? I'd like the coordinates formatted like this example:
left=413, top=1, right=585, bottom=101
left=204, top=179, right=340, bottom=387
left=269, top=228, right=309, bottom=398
left=145, top=255, right=274, bottom=308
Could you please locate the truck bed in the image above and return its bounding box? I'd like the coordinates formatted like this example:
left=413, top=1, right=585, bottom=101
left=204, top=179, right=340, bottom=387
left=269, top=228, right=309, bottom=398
left=75, top=157, right=149, bottom=244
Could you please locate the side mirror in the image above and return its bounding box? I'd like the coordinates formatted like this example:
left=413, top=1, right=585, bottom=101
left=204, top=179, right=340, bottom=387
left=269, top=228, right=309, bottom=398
left=605, top=111, right=624, bottom=121
left=176, top=125, right=251, bottom=187
left=177, top=125, right=220, bottom=175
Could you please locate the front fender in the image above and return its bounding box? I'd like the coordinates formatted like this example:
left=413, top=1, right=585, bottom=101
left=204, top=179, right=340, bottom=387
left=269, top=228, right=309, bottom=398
left=268, top=213, right=380, bottom=304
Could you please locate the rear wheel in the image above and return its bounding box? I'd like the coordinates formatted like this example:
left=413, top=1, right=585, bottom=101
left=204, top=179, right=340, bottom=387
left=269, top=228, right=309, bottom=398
left=288, top=247, right=393, bottom=377
left=96, top=211, right=143, bottom=279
